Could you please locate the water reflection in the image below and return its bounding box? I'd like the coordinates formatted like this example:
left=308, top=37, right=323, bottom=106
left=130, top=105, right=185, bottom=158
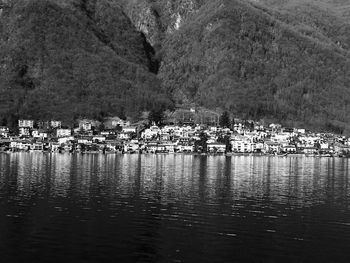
left=0, top=153, right=350, bottom=262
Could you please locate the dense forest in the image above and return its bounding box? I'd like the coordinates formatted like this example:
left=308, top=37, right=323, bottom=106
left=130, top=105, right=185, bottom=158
left=0, top=0, right=172, bottom=127
left=158, top=0, right=350, bottom=132
left=0, top=0, right=350, bottom=133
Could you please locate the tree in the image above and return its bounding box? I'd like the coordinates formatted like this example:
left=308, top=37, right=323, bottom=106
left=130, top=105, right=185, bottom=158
left=195, top=132, right=209, bottom=153
left=149, top=108, right=164, bottom=125
left=1, top=117, right=7, bottom=126
left=219, top=111, right=231, bottom=128
left=218, top=134, right=232, bottom=152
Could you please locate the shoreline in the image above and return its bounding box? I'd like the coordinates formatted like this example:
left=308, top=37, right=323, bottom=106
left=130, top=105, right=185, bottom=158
left=0, top=151, right=342, bottom=158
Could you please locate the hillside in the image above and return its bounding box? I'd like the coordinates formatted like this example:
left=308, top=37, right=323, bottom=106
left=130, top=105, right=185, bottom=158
left=0, top=0, right=350, bottom=132
left=0, top=0, right=171, bottom=127
left=158, top=0, right=350, bottom=131
left=120, top=0, right=205, bottom=47
left=253, top=0, right=350, bottom=52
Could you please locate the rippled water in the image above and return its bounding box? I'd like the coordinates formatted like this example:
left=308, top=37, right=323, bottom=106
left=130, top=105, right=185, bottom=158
left=0, top=153, right=350, bottom=262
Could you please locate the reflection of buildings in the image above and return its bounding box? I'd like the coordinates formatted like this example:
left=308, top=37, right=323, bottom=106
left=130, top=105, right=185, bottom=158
left=1, top=154, right=349, bottom=210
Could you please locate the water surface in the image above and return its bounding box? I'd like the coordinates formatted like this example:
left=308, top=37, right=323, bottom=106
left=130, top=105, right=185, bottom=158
left=0, top=153, right=349, bottom=262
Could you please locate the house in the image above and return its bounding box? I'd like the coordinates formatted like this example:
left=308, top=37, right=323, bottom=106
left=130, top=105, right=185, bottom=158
left=50, top=120, right=62, bottom=128
left=56, top=128, right=71, bottom=138
left=105, top=140, right=121, bottom=152
left=122, top=126, right=137, bottom=133
left=30, top=142, right=44, bottom=151
left=207, top=143, right=226, bottom=153
left=10, top=140, right=32, bottom=151
left=142, top=126, right=160, bottom=139
left=0, top=126, right=9, bottom=137
left=282, top=145, right=297, bottom=153
left=163, top=142, right=176, bottom=153
left=92, top=135, right=106, bottom=143
left=182, top=144, right=195, bottom=152
left=78, top=119, right=93, bottom=131
left=58, top=136, right=74, bottom=144
left=103, top=117, right=130, bottom=129
left=18, top=119, right=34, bottom=128
left=146, top=142, right=166, bottom=153
left=49, top=142, right=60, bottom=152
left=231, top=140, right=256, bottom=153
left=269, top=123, right=282, bottom=132
left=32, top=129, right=48, bottom=139
left=334, top=143, right=350, bottom=154
left=303, top=147, right=318, bottom=155
left=19, top=127, right=31, bottom=137
left=264, top=141, right=281, bottom=153
left=118, top=132, right=131, bottom=140
left=124, top=140, right=140, bottom=152
left=37, top=121, right=50, bottom=130
left=76, top=135, right=92, bottom=144
left=146, top=142, right=157, bottom=153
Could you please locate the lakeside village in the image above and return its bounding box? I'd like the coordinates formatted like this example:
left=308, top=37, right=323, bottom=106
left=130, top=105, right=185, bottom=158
left=1, top=113, right=350, bottom=157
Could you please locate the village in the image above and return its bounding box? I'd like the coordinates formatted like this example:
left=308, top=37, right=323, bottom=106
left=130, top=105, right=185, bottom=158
left=1, top=114, right=350, bottom=157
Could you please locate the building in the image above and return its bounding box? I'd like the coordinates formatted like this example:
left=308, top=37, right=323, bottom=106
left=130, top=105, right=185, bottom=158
left=103, top=117, right=130, bottom=129
left=303, top=147, right=318, bottom=155
left=32, top=129, right=48, bottom=139
left=50, top=120, right=62, bottom=129
left=37, top=121, right=50, bottom=130
left=0, top=126, right=9, bottom=137
left=18, top=119, right=34, bottom=128
left=282, top=145, right=297, bottom=153
left=19, top=127, right=31, bottom=137
left=122, top=126, right=137, bottom=133
left=142, top=126, right=160, bottom=139
left=231, top=140, right=256, bottom=153
left=56, top=128, right=71, bottom=138
left=264, top=141, right=281, bottom=153
left=78, top=119, right=93, bottom=131
left=334, top=143, right=350, bottom=154
left=207, top=143, right=226, bottom=153
left=92, top=136, right=106, bottom=143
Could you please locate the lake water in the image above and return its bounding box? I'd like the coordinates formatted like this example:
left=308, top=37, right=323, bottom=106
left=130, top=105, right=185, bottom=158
left=0, top=153, right=350, bottom=262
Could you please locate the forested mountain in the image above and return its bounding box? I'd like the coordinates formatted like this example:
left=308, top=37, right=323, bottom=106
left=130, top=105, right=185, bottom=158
left=0, top=0, right=350, bottom=132
left=157, top=0, right=350, bottom=131
left=254, top=0, right=350, bottom=51
left=0, top=0, right=171, bottom=126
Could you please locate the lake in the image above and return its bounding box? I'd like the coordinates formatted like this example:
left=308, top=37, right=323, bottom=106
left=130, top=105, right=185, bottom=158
left=0, top=153, right=349, bottom=262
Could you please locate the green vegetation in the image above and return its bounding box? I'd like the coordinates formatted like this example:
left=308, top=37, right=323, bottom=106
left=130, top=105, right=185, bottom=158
left=1, top=0, right=350, bottom=133
left=219, top=111, right=230, bottom=128
left=254, top=0, right=350, bottom=52
left=159, top=0, right=350, bottom=132
left=0, top=0, right=172, bottom=127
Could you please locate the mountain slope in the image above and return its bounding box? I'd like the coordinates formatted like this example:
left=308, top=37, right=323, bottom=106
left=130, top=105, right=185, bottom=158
left=0, top=0, right=171, bottom=126
left=1, top=0, right=350, bottom=132
left=158, top=0, right=350, bottom=130
left=253, top=0, right=350, bottom=52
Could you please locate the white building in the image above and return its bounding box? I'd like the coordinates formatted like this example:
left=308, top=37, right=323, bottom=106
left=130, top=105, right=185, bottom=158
left=231, top=140, right=257, bottom=153
left=56, top=128, right=71, bottom=138
left=58, top=136, right=74, bottom=144
left=104, top=117, right=130, bottom=129
left=78, top=120, right=92, bottom=131
left=18, top=119, right=34, bottom=128
left=50, top=120, right=62, bottom=128
left=122, top=126, right=137, bottom=133
left=0, top=126, right=9, bottom=137
left=92, top=136, right=106, bottom=143
left=143, top=126, right=160, bottom=139
left=32, top=129, right=48, bottom=139
left=19, top=127, right=31, bottom=137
